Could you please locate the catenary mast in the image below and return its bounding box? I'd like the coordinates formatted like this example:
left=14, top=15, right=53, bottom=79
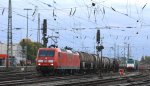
left=7, top=0, right=13, bottom=68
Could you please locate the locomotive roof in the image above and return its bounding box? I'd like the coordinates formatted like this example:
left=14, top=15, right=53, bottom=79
left=38, top=47, right=78, bottom=54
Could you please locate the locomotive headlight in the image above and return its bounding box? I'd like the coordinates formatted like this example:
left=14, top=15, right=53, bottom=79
left=38, top=60, right=43, bottom=62
left=38, top=63, right=41, bottom=65
left=48, top=60, right=53, bottom=63
left=50, top=64, right=54, bottom=66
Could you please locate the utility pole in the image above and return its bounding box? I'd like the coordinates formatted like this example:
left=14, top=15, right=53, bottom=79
left=127, top=44, right=130, bottom=59
left=24, top=8, right=32, bottom=69
left=100, top=37, right=103, bottom=76
left=117, top=45, right=119, bottom=60
left=114, top=43, right=116, bottom=59
left=7, top=0, right=13, bottom=68
left=37, top=13, right=40, bottom=43
left=124, top=44, right=126, bottom=58
left=96, top=30, right=100, bottom=77
left=24, top=8, right=32, bottom=40
left=123, top=43, right=126, bottom=70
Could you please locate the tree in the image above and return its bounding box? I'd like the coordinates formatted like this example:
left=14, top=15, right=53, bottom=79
left=19, top=38, right=42, bottom=64
left=140, top=56, right=150, bottom=64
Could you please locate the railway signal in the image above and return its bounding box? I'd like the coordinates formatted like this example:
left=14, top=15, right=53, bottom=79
left=42, top=19, right=48, bottom=47
left=96, top=45, right=104, bottom=51
left=96, top=29, right=104, bottom=78
left=96, top=29, right=100, bottom=44
left=43, top=19, right=47, bottom=36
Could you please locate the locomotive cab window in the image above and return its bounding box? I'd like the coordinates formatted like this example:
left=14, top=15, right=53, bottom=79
left=38, top=50, right=55, bottom=57
left=127, top=59, right=134, bottom=64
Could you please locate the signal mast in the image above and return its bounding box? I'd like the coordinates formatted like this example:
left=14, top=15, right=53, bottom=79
left=42, top=19, right=59, bottom=48
left=96, top=30, right=104, bottom=78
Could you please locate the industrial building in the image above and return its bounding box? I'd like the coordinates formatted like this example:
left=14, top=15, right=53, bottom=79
left=0, top=42, right=24, bottom=66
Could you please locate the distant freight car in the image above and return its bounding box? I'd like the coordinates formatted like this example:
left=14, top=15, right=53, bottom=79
left=78, top=52, right=96, bottom=73
left=0, top=54, right=8, bottom=66
left=35, top=47, right=119, bottom=75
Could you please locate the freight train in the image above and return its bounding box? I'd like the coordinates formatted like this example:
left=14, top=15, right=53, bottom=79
left=35, top=47, right=119, bottom=75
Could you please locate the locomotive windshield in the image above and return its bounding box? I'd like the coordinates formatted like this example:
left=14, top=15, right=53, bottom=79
left=127, top=59, right=134, bottom=64
left=38, top=50, right=55, bottom=57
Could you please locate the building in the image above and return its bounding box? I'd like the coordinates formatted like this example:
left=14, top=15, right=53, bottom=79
left=0, top=42, right=24, bottom=65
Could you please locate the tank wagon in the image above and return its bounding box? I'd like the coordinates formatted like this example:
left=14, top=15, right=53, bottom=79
left=36, top=47, right=119, bottom=75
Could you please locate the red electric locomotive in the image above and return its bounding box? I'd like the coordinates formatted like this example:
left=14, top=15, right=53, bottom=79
left=36, top=47, right=80, bottom=74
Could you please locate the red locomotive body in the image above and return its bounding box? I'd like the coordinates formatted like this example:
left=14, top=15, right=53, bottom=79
left=36, top=48, right=80, bottom=74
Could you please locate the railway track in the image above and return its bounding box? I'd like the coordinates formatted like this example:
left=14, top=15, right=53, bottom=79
left=0, top=77, right=51, bottom=86
left=52, top=73, right=146, bottom=86
left=0, top=66, right=36, bottom=72
left=0, top=71, right=147, bottom=86
left=109, top=74, right=150, bottom=86
left=0, top=74, right=99, bottom=86
left=0, top=71, right=39, bottom=82
left=14, top=72, right=145, bottom=86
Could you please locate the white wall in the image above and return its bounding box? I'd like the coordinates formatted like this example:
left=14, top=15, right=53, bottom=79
left=0, top=42, right=24, bottom=64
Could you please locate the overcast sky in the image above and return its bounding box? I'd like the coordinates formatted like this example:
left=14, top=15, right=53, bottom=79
left=0, top=0, right=150, bottom=60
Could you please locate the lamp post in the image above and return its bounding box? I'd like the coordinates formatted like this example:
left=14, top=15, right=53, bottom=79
left=24, top=9, right=32, bottom=40
left=24, top=8, right=32, bottom=70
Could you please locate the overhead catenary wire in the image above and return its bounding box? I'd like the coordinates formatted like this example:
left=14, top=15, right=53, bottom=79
left=0, top=0, right=150, bottom=53
left=0, top=0, right=148, bottom=26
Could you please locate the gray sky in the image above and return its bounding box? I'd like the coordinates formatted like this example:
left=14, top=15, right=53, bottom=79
left=0, top=0, right=150, bottom=60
